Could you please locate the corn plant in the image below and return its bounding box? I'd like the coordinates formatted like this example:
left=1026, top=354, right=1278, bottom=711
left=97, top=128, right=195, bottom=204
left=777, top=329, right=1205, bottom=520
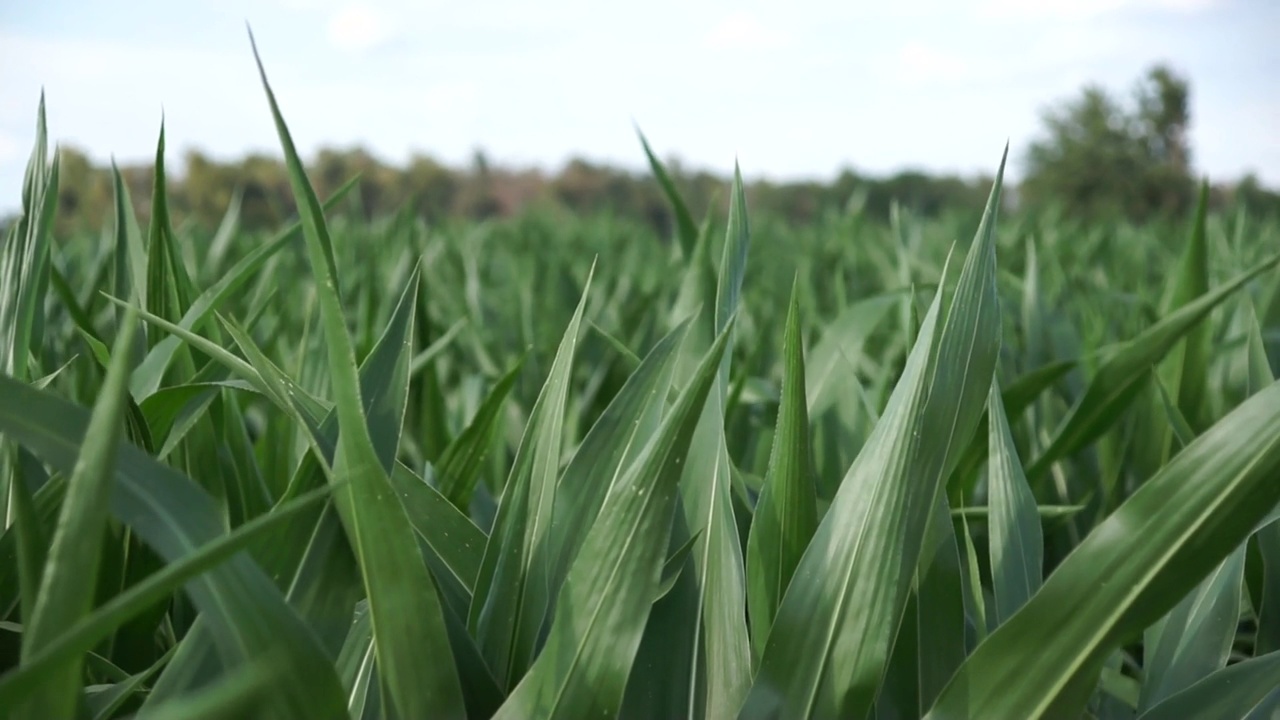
left=2, top=32, right=1280, bottom=720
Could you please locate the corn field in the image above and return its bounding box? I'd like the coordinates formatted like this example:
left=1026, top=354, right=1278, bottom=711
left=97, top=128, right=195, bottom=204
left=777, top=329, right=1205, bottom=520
left=3, top=38, right=1280, bottom=720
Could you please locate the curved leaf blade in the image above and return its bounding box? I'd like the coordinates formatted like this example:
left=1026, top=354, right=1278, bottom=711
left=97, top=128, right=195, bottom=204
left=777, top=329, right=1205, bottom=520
left=492, top=319, right=734, bottom=719
left=926, top=380, right=1280, bottom=720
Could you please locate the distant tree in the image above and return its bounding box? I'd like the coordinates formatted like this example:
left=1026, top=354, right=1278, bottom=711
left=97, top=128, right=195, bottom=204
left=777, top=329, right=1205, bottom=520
left=1021, top=64, right=1196, bottom=220
left=1230, top=173, right=1280, bottom=218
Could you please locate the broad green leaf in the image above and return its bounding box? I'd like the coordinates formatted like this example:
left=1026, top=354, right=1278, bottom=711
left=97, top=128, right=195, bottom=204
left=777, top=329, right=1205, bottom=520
left=960, top=510, right=986, bottom=646
left=1136, top=650, right=1280, bottom=720
left=926, top=379, right=1280, bottom=720
left=17, top=310, right=138, bottom=720
left=144, top=123, right=193, bottom=356
left=747, top=279, right=818, bottom=660
left=1026, top=252, right=1280, bottom=482
left=906, top=494, right=968, bottom=715
left=206, top=186, right=243, bottom=272
left=86, top=644, right=176, bottom=720
left=470, top=264, right=594, bottom=688
left=388, top=463, right=486, bottom=597
left=681, top=164, right=753, bottom=719
left=743, top=149, right=1005, bottom=720
left=437, top=359, right=523, bottom=510
left=0, top=94, right=57, bottom=381
left=805, top=292, right=899, bottom=415
left=134, top=653, right=282, bottom=720
left=130, top=174, right=358, bottom=398
left=949, top=359, right=1076, bottom=500
left=987, top=376, right=1043, bottom=627
left=1243, top=302, right=1280, bottom=657
left=0, top=374, right=348, bottom=718
left=491, top=319, right=733, bottom=719
left=1138, top=546, right=1244, bottom=710
left=541, top=318, right=689, bottom=608
left=111, top=159, right=146, bottom=314
left=1, top=99, right=57, bottom=577
left=656, top=529, right=702, bottom=602
left=250, top=33, right=464, bottom=718
left=0, top=487, right=331, bottom=711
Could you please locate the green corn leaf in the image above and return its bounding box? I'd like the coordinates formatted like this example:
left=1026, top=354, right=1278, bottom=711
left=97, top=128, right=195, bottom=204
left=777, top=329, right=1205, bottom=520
left=0, top=374, right=348, bottom=718
left=679, top=164, right=753, bottom=719
left=1136, top=650, right=1280, bottom=720
left=86, top=644, right=176, bottom=720
left=1138, top=545, right=1245, bottom=711
left=987, top=375, right=1044, bottom=628
left=16, top=310, right=138, bottom=720
left=335, top=600, right=381, bottom=720
left=743, top=148, right=1005, bottom=720
left=926, top=379, right=1280, bottom=720
left=249, top=31, right=465, bottom=718
left=437, top=359, right=524, bottom=510
left=133, top=652, right=283, bottom=720
left=470, top=264, right=593, bottom=688
left=491, top=319, right=734, bottom=719
left=388, top=462, right=486, bottom=597
left=130, top=175, right=358, bottom=399
left=1162, top=181, right=1213, bottom=433
left=144, top=123, right=193, bottom=355
left=637, top=128, right=699, bottom=258
left=805, top=292, right=899, bottom=415
left=747, top=278, right=818, bottom=660
left=1248, top=302, right=1280, bottom=657
left=541, top=317, right=689, bottom=609
left=0, top=486, right=329, bottom=710
left=1026, top=252, right=1280, bottom=482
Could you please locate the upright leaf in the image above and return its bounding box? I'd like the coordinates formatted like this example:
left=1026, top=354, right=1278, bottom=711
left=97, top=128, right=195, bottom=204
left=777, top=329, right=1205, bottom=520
left=470, top=266, right=593, bottom=688
left=747, top=279, right=818, bottom=659
left=680, top=164, right=753, bottom=718
left=1138, top=546, right=1244, bottom=710
left=743, top=149, right=1005, bottom=720
left=250, top=33, right=465, bottom=718
left=16, top=311, right=138, bottom=719
left=492, top=320, right=734, bottom=719
left=987, top=375, right=1043, bottom=627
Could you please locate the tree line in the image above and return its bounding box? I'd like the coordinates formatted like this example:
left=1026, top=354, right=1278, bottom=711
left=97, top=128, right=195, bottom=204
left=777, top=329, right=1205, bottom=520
left=13, top=64, right=1280, bottom=239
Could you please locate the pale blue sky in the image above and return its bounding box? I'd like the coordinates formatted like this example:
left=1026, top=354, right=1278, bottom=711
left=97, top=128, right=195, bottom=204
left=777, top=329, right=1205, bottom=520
left=1, top=0, right=1277, bottom=213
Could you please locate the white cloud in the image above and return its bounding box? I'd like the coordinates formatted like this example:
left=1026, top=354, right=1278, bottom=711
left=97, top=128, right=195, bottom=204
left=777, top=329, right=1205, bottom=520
left=326, top=4, right=394, bottom=53
left=982, top=0, right=1216, bottom=20
left=704, top=12, right=790, bottom=51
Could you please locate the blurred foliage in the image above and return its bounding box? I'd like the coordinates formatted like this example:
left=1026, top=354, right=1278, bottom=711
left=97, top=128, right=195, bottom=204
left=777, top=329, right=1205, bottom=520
left=1021, top=64, right=1219, bottom=221
left=12, top=64, right=1278, bottom=243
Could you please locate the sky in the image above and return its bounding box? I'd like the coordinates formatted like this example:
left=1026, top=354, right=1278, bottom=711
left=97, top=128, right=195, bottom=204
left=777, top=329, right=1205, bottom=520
left=1, top=0, right=1277, bottom=213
